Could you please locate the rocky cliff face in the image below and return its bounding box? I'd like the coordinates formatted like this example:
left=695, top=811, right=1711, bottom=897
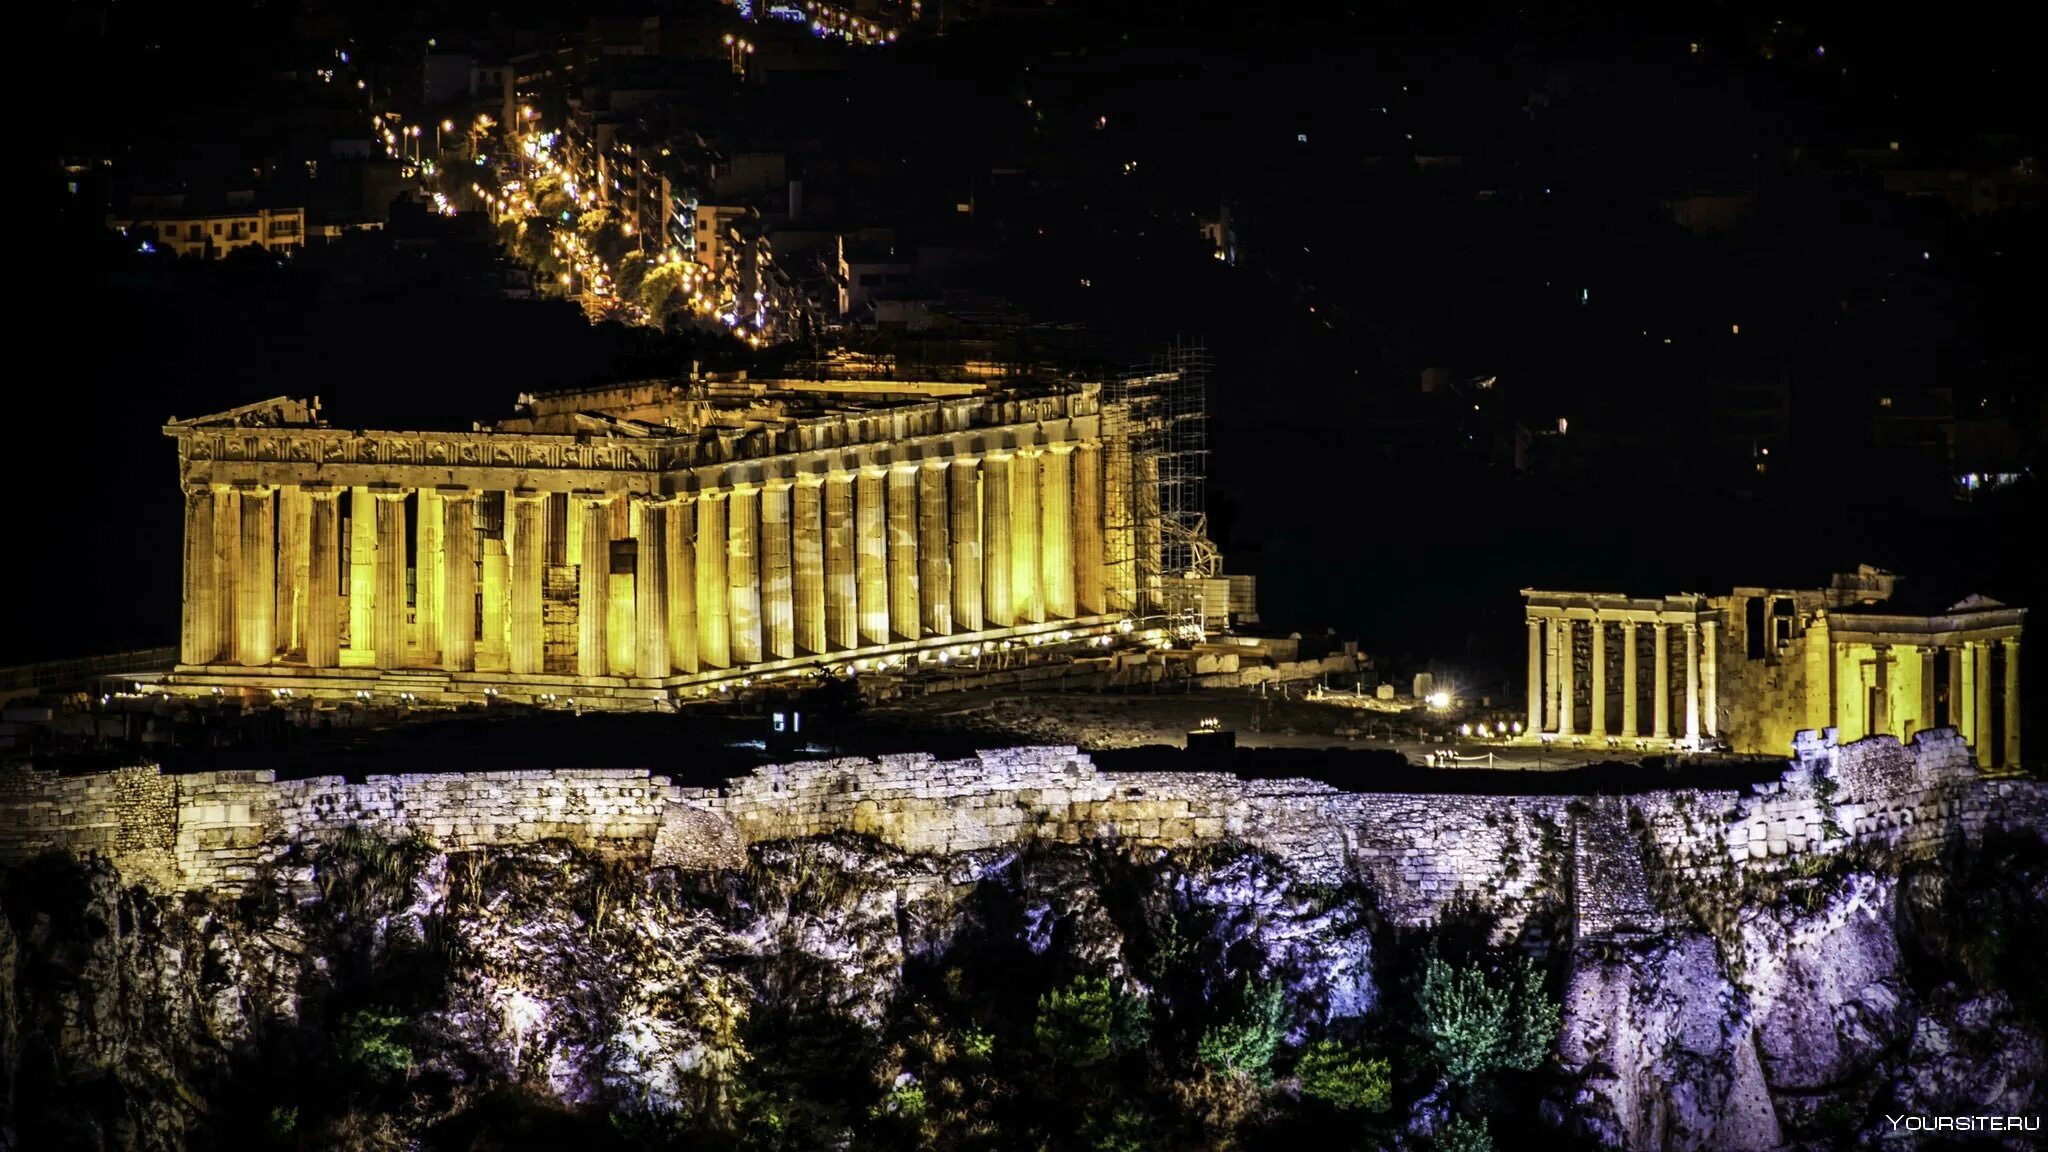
left=2, top=822, right=2041, bottom=1150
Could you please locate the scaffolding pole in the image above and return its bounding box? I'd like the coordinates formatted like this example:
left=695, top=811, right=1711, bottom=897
left=1107, top=340, right=1214, bottom=639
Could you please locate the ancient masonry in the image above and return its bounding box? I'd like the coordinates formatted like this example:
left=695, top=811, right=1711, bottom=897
left=2, top=732, right=2040, bottom=933
left=163, top=378, right=1160, bottom=710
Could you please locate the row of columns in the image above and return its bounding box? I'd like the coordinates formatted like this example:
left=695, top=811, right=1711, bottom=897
left=178, top=443, right=1111, bottom=680
left=1846, top=638, right=2021, bottom=769
left=1526, top=616, right=1719, bottom=743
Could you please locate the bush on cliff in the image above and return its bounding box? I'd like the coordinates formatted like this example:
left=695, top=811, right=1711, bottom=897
left=1417, top=955, right=1557, bottom=1087
left=1294, top=1038, right=1392, bottom=1112
left=1196, top=978, right=1289, bottom=1083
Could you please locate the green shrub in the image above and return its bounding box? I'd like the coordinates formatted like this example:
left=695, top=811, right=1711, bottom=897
left=1435, top=1114, right=1493, bottom=1152
left=869, top=1079, right=927, bottom=1122
left=1295, top=1039, right=1391, bottom=1112
left=1418, top=956, right=1558, bottom=1086
left=1037, top=976, right=1117, bottom=1066
left=341, top=1010, right=416, bottom=1081
left=1196, top=979, right=1289, bottom=1083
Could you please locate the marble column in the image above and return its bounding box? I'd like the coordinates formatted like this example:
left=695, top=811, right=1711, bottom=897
left=347, top=486, right=373, bottom=656
left=983, top=453, right=1014, bottom=628
left=919, top=461, right=952, bottom=636
left=507, top=492, right=544, bottom=674
left=1042, top=444, right=1075, bottom=619
left=1557, top=618, right=1575, bottom=736
left=696, top=492, right=730, bottom=669
left=794, top=477, right=826, bottom=656
left=372, top=488, right=407, bottom=670
left=1836, top=642, right=1857, bottom=739
left=1652, top=622, right=1670, bottom=739
left=2003, top=638, right=2021, bottom=768
left=442, top=489, right=478, bottom=672
left=1589, top=617, right=1606, bottom=738
left=1871, top=643, right=1891, bottom=736
left=1701, top=619, right=1720, bottom=738
left=1974, top=640, right=1994, bottom=769
left=1524, top=618, right=1541, bottom=736
left=887, top=465, right=920, bottom=640
left=1919, top=646, right=1938, bottom=738
left=856, top=467, right=889, bottom=644
left=305, top=488, right=340, bottom=669
left=667, top=498, right=698, bottom=675
left=1684, top=623, right=1701, bottom=745
left=234, top=483, right=278, bottom=664
left=824, top=473, right=858, bottom=650
left=273, top=484, right=301, bottom=656
left=949, top=458, right=982, bottom=633
left=760, top=480, right=795, bottom=661
left=1074, top=442, right=1104, bottom=615
left=1543, top=618, right=1559, bottom=730
left=181, top=486, right=218, bottom=664
left=214, top=488, right=238, bottom=662
left=728, top=484, right=762, bottom=665
left=1622, top=621, right=1639, bottom=738
left=577, top=494, right=612, bottom=678
left=635, top=495, right=670, bottom=678
left=415, top=489, right=442, bottom=665
left=1012, top=448, right=1043, bottom=625
left=1947, top=645, right=1964, bottom=728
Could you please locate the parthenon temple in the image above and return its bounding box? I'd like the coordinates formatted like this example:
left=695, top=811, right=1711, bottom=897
left=1524, top=567, right=2024, bottom=768
left=165, top=377, right=1164, bottom=708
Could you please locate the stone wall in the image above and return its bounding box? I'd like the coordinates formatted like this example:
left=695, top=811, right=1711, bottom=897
left=3, top=730, right=2041, bottom=935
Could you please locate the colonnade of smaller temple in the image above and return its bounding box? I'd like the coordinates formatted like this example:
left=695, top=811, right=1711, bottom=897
left=177, top=442, right=1114, bottom=683
left=1524, top=611, right=1718, bottom=745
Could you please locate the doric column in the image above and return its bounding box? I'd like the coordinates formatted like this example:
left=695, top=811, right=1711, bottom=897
left=760, top=480, right=795, bottom=661
left=233, top=483, right=276, bottom=664
left=1524, top=617, right=1541, bottom=736
left=857, top=467, right=890, bottom=644
left=1074, top=442, right=1104, bottom=615
left=1041, top=444, right=1075, bottom=619
left=1543, top=618, right=1559, bottom=730
left=2003, top=638, right=2022, bottom=768
left=887, top=464, right=920, bottom=640
left=727, top=483, right=762, bottom=665
left=305, top=487, right=340, bottom=669
left=348, top=486, right=373, bottom=656
left=634, top=494, right=670, bottom=678
left=1959, top=642, right=1978, bottom=746
left=1683, top=623, right=1701, bottom=745
left=983, top=452, right=1014, bottom=627
left=919, top=461, right=952, bottom=636
left=1621, top=621, right=1639, bottom=737
left=1652, top=622, right=1670, bottom=739
left=1012, top=448, right=1043, bottom=624
left=372, top=488, right=408, bottom=669
left=215, top=488, right=240, bottom=662
left=793, top=476, right=826, bottom=655
left=577, top=493, right=613, bottom=678
left=950, top=458, right=982, bottom=632
left=1557, top=617, right=1575, bottom=736
left=503, top=492, right=536, bottom=671
left=667, top=497, right=698, bottom=675
left=1102, top=425, right=1135, bottom=613
left=824, top=473, right=858, bottom=650
left=1836, top=641, right=1856, bottom=738
left=1589, top=616, right=1606, bottom=737
left=273, top=484, right=302, bottom=655
left=696, top=491, right=730, bottom=669
left=180, top=485, right=218, bottom=664
left=442, top=489, right=478, bottom=672
left=481, top=515, right=507, bottom=664
left=1871, top=643, right=1891, bottom=736
left=414, top=489, right=442, bottom=664
left=1701, top=618, right=1720, bottom=738
left=1974, top=640, right=1994, bottom=768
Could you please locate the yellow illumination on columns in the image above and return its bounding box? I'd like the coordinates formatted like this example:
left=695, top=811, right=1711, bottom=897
left=919, top=461, right=952, bottom=636
left=234, top=484, right=276, bottom=667
left=1702, top=618, right=1720, bottom=738
left=696, top=491, right=730, bottom=669
left=1524, top=617, right=1541, bottom=736
left=507, top=491, right=545, bottom=675
left=371, top=488, right=408, bottom=670
left=180, top=485, right=218, bottom=665
left=1974, top=640, right=1993, bottom=768
left=442, top=489, right=479, bottom=672
left=215, top=486, right=238, bottom=661
left=2003, top=637, right=2021, bottom=768
left=348, top=486, right=373, bottom=655
left=1836, top=641, right=1861, bottom=741
left=415, top=487, right=443, bottom=665
left=728, top=483, right=762, bottom=665
left=305, top=487, right=341, bottom=669
left=1073, top=442, right=1104, bottom=615
left=480, top=519, right=508, bottom=668
left=886, top=465, right=920, bottom=640
left=667, top=496, right=698, bottom=675
left=857, top=467, right=890, bottom=644
left=1543, top=619, right=1558, bottom=730
left=761, top=480, right=795, bottom=660
left=1918, top=645, right=1937, bottom=738
left=1589, top=616, right=1606, bottom=737
left=1683, top=622, right=1700, bottom=744
left=1041, top=444, right=1075, bottom=619
left=823, top=473, right=858, bottom=650
left=1621, top=621, right=1639, bottom=737
left=949, top=458, right=982, bottom=632
left=577, top=493, right=613, bottom=678
left=1871, top=643, right=1891, bottom=736
left=1652, top=622, right=1670, bottom=739
left=634, top=494, right=670, bottom=679
left=983, top=452, right=1014, bottom=628
left=1557, top=617, right=1575, bottom=736
left=793, top=475, right=826, bottom=655
left=1013, top=448, right=1043, bottom=625
left=274, top=484, right=302, bottom=656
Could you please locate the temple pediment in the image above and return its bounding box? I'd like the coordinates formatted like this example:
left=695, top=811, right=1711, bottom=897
left=166, top=396, right=321, bottom=430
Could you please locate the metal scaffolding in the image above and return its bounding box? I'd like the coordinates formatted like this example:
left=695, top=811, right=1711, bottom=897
left=1107, top=340, right=1215, bottom=635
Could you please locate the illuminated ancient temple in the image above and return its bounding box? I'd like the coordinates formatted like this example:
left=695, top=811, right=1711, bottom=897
left=164, top=377, right=1161, bottom=708
left=1523, top=567, right=2024, bottom=767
